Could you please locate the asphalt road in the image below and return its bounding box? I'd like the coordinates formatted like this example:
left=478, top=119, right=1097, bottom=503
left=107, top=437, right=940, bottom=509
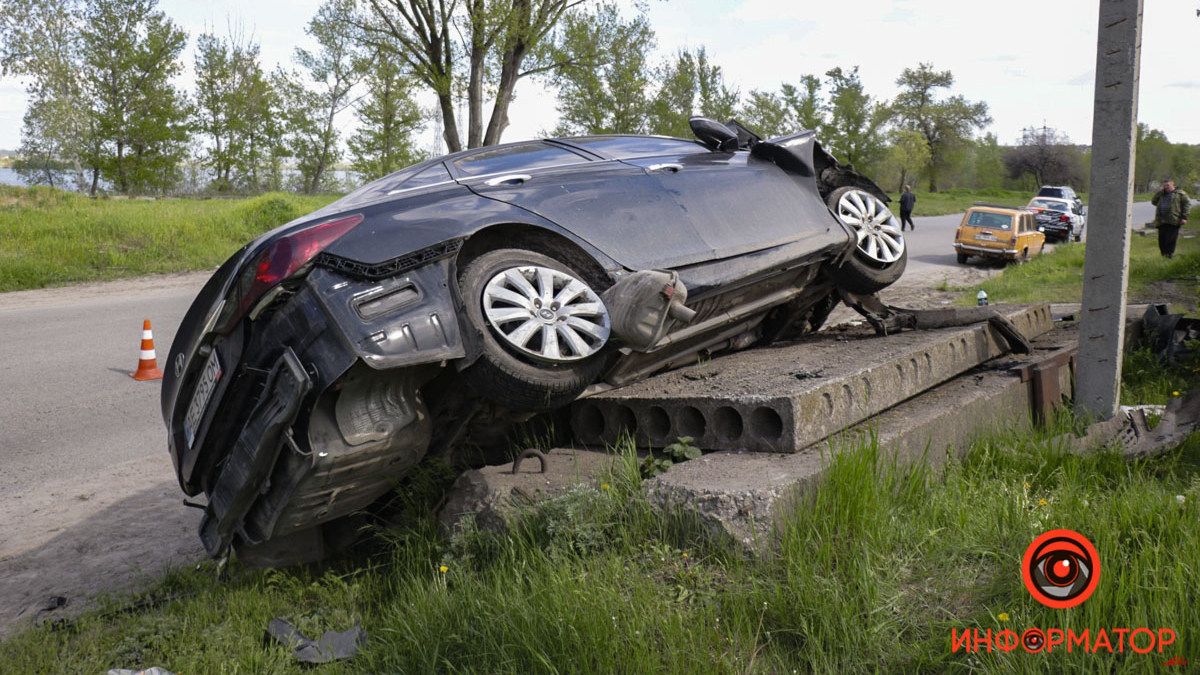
left=0, top=201, right=1157, bottom=633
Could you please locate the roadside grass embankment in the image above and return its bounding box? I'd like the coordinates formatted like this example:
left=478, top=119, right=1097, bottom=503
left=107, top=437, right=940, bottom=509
left=2, top=419, right=1198, bottom=672
left=957, top=206, right=1200, bottom=310
left=0, top=186, right=337, bottom=292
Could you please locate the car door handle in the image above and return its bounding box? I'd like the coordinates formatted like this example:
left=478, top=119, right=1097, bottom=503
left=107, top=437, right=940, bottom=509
left=645, top=163, right=683, bottom=173
left=483, top=173, right=531, bottom=187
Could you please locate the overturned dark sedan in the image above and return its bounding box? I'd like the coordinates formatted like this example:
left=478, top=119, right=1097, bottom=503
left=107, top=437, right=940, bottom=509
left=163, top=118, right=907, bottom=562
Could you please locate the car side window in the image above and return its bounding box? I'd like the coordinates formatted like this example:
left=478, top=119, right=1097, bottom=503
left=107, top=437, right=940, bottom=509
left=454, top=142, right=587, bottom=177
left=404, top=163, right=451, bottom=188
left=565, top=136, right=709, bottom=159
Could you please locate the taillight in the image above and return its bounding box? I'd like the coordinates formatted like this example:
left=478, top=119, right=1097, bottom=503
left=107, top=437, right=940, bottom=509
left=229, top=213, right=363, bottom=325
left=1059, top=214, right=1070, bottom=222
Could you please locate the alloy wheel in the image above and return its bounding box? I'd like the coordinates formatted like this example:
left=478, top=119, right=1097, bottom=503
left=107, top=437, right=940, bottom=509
left=482, top=265, right=610, bottom=363
left=834, top=189, right=906, bottom=264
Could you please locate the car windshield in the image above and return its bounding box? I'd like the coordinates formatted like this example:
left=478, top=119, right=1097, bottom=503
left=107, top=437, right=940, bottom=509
left=967, top=211, right=1013, bottom=230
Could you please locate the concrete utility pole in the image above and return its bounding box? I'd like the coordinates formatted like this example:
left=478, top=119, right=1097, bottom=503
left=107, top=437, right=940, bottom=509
left=1075, top=0, right=1144, bottom=420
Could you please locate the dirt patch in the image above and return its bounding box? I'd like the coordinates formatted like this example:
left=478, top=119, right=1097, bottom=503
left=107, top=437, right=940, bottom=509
left=1135, top=280, right=1198, bottom=313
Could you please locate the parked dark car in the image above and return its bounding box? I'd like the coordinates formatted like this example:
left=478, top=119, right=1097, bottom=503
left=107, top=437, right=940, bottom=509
left=162, top=118, right=907, bottom=563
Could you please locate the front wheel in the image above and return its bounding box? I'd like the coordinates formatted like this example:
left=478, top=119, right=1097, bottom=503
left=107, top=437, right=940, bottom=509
left=459, top=248, right=612, bottom=411
left=826, top=186, right=907, bottom=294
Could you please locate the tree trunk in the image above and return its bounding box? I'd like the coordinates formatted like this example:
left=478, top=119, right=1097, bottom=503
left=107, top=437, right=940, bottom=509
left=438, top=91, right=462, bottom=153
left=483, top=48, right=526, bottom=146
left=90, top=166, right=99, bottom=196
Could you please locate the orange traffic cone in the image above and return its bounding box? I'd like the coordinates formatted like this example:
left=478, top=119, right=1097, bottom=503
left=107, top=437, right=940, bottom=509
left=132, top=318, right=164, bottom=381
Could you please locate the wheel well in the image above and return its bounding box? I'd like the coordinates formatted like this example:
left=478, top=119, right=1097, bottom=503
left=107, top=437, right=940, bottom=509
left=455, top=223, right=614, bottom=290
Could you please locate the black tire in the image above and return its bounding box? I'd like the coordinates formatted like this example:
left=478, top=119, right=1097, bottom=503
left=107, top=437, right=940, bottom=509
left=459, top=248, right=610, bottom=411
left=826, top=186, right=908, bottom=294
left=957, top=252, right=969, bottom=264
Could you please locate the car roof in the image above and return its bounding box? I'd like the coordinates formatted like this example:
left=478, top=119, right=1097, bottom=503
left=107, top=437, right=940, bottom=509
left=968, top=203, right=1029, bottom=215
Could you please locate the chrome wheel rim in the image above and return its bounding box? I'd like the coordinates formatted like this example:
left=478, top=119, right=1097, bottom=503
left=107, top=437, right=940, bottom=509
left=835, top=190, right=905, bottom=264
left=482, top=265, right=610, bottom=362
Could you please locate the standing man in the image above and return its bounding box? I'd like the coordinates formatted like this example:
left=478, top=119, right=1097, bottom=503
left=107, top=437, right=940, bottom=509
left=1151, top=178, right=1191, bottom=258
left=899, top=185, right=916, bottom=232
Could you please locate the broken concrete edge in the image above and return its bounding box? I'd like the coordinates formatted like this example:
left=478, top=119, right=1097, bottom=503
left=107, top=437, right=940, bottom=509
left=1062, top=390, right=1200, bottom=459
left=437, top=447, right=639, bottom=536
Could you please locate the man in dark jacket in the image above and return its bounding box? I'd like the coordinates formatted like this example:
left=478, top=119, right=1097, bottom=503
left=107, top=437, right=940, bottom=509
left=899, top=185, right=916, bottom=231
left=1151, top=178, right=1191, bottom=258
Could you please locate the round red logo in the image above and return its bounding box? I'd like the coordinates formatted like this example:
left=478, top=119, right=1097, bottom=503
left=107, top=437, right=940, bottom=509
left=1022, top=529, right=1100, bottom=609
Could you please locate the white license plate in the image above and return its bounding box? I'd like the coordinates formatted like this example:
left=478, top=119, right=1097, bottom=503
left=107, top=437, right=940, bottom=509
left=184, top=351, right=223, bottom=448
left=975, top=232, right=997, bottom=241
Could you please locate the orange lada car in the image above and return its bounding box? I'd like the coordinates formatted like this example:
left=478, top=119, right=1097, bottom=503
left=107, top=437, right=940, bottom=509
left=954, top=204, right=1046, bottom=264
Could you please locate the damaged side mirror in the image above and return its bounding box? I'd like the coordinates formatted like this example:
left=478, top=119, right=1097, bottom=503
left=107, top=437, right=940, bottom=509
left=602, top=270, right=696, bottom=352
left=689, top=117, right=739, bottom=152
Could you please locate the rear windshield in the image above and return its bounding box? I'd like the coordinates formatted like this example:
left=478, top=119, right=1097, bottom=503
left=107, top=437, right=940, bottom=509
left=1037, top=187, right=1067, bottom=198
left=453, top=142, right=586, bottom=176
left=565, top=135, right=708, bottom=159
left=1030, top=199, right=1069, bottom=212
left=966, top=211, right=1013, bottom=230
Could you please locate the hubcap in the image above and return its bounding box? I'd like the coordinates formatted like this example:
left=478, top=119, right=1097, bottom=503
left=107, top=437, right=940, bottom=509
left=482, top=265, right=610, bottom=362
left=835, top=190, right=905, bottom=264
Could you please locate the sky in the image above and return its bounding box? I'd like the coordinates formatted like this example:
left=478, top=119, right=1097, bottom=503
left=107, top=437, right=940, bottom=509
left=1, top=0, right=1198, bottom=153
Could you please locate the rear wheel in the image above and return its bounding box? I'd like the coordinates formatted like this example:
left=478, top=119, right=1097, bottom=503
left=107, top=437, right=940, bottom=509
left=826, top=186, right=907, bottom=293
left=956, top=252, right=969, bottom=264
left=459, top=248, right=612, bottom=411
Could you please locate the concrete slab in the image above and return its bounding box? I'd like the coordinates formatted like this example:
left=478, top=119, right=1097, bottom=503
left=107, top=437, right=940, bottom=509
left=643, top=324, right=1079, bottom=554
left=573, top=304, right=1053, bottom=452
left=438, top=448, right=620, bottom=534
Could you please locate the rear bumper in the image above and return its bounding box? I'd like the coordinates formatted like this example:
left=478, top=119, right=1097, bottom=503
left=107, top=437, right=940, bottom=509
left=954, top=242, right=1018, bottom=257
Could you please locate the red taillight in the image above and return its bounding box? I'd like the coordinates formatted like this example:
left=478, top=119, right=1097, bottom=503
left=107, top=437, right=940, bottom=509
left=233, top=213, right=363, bottom=323
left=1059, top=214, right=1070, bottom=222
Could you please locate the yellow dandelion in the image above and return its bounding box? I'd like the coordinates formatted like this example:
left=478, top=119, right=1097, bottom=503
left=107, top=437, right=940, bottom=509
left=600, top=482, right=611, bottom=491
left=998, top=612, right=1010, bottom=622
left=682, top=552, right=689, bottom=559
left=1038, top=498, right=1048, bottom=507
left=439, top=564, right=449, bottom=574
left=1172, top=391, right=1182, bottom=397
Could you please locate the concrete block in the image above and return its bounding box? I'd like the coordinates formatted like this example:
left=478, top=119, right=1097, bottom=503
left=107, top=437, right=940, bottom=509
left=574, top=304, right=1053, bottom=453
left=643, top=325, right=1078, bottom=555
left=438, top=448, right=618, bottom=534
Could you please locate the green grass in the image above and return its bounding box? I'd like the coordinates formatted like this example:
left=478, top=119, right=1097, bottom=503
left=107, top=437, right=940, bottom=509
left=0, top=186, right=337, bottom=292
left=961, top=207, right=1200, bottom=307
left=3, top=421, right=1199, bottom=673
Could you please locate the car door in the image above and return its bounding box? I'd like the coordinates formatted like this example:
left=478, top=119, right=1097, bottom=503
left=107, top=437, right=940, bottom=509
left=619, top=149, right=841, bottom=260
left=452, top=141, right=714, bottom=270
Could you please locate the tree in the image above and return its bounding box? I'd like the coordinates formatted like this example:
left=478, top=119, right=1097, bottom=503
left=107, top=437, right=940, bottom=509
left=739, top=75, right=823, bottom=138
left=283, top=0, right=364, bottom=194
left=1, top=0, right=94, bottom=190
left=193, top=32, right=280, bottom=192
left=892, top=63, right=990, bottom=192
left=879, top=129, right=930, bottom=192
left=1002, top=125, right=1084, bottom=188
left=647, top=47, right=738, bottom=138
left=970, top=133, right=1005, bottom=190
left=353, top=0, right=579, bottom=152
left=348, top=54, right=425, bottom=180
left=821, top=66, right=889, bottom=173
left=79, top=0, right=190, bottom=194
left=548, top=3, right=654, bottom=135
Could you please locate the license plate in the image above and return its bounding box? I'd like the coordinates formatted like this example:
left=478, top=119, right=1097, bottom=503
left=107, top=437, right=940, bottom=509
left=975, top=232, right=997, bottom=241
left=184, top=350, right=223, bottom=448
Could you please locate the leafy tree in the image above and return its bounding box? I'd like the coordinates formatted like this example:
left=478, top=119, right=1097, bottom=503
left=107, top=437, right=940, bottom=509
left=194, top=32, right=280, bottom=192
left=648, top=47, right=738, bottom=138
left=879, top=129, right=930, bottom=192
left=79, top=0, right=190, bottom=194
left=353, top=0, right=577, bottom=151
left=1002, top=125, right=1084, bottom=188
left=739, top=75, right=823, bottom=138
left=548, top=3, right=654, bottom=135
left=283, top=0, right=364, bottom=194
left=1, top=0, right=94, bottom=190
left=970, top=133, right=1005, bottom=190
left=821, top=66, right=889, bottom=172
left=348, top=54, right=425, bottom=180
left=892, top=63, right=990, bottom=192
